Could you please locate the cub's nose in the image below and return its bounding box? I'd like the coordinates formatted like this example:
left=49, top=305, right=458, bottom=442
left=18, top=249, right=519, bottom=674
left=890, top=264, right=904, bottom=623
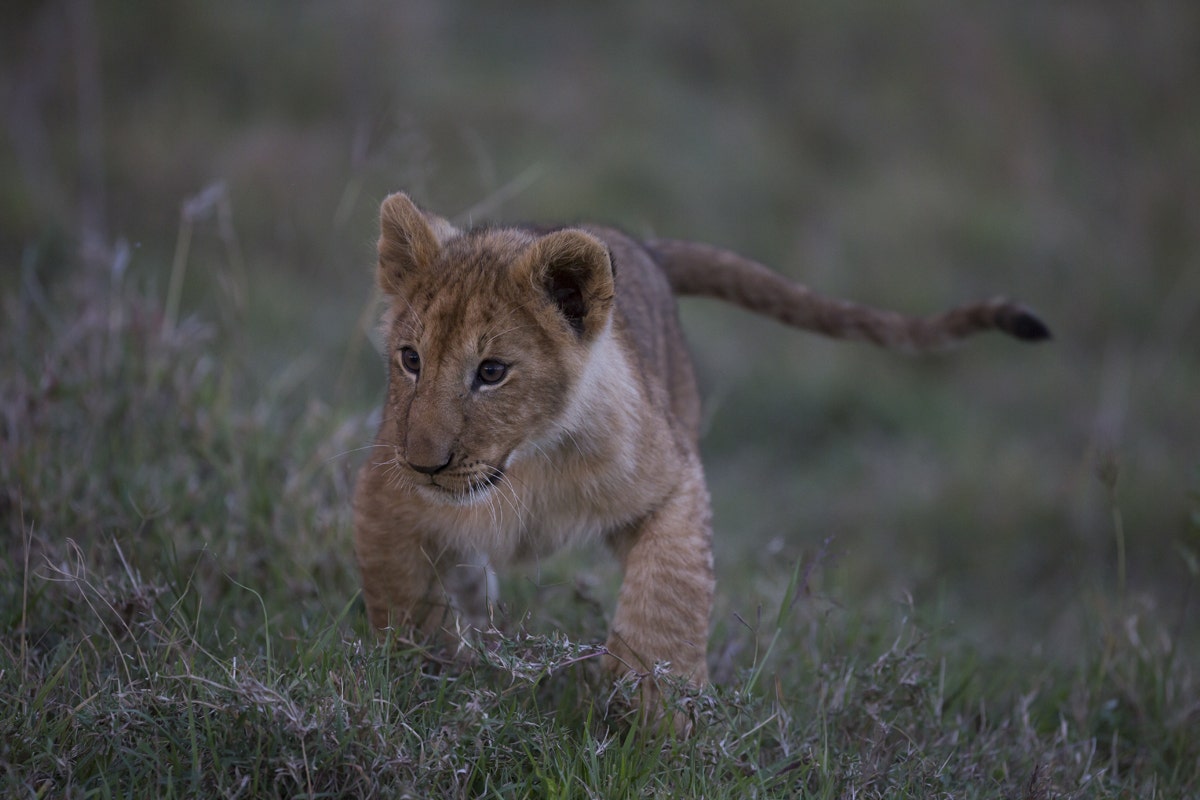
left=409, top=454, right=454, bottom=476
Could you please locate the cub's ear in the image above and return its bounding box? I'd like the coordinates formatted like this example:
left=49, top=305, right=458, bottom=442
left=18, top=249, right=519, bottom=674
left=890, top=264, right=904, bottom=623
left=523, top=229, right=615, bottom=340
left=377, top=193, right=458, bottom=296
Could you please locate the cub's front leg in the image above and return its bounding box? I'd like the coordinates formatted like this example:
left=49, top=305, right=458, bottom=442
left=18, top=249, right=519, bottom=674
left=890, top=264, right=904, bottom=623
left=352, top=462, right=461, bottom=643
left=605, top=467, right=715, bottom=719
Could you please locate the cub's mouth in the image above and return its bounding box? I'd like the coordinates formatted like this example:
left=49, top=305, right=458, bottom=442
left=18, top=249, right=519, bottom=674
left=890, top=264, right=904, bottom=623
left=412, top=464, right=506, bottom=506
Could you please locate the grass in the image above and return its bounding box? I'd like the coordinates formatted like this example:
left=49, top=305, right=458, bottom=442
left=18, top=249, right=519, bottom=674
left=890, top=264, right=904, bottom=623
left=2, top=230, right=1197, bottom=798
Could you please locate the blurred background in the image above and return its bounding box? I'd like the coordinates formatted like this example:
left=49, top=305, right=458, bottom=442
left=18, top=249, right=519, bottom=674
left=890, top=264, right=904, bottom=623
left=3, top=0, right=1197, bottom=658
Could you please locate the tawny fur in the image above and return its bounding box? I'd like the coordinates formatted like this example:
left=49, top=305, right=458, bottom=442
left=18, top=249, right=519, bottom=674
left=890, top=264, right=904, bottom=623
left=353, top=192, right=1049, bottom=728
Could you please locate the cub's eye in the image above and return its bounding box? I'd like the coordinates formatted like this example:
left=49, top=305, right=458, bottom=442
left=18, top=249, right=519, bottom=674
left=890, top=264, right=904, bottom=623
left=398, top=346, right=421, bottom=375
left=476, top=359, right=508, bottom=386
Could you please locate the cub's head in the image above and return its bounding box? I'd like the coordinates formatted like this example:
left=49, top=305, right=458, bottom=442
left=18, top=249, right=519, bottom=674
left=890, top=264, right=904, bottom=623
left=372, top=192, right=615, bottom=505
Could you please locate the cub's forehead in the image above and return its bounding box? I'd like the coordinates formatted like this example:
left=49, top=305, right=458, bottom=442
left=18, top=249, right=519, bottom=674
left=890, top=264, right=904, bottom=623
left=390, top=228, right=543, bottom=345
left=444, top=227, right=535, bottom=261
left=403, top=228, right=534, bottom=298
left=431, top=228, right=536, bottom=279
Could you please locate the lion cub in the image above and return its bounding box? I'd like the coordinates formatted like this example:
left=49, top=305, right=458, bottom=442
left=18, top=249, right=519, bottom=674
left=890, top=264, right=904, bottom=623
left=353, top=193, right=1048, bottom=716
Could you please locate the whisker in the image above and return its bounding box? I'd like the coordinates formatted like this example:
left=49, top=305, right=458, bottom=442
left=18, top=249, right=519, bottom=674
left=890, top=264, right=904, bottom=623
left=324, top=442, right=391, bottom=465
left=496, top=475, right=530, bottom=532
left=482, top=321, right=536, bottom=351
left=529, top=441, right=557, bottom=469
left=483, top=481, right=500, bottom=531
left=475, top=474, right=499, bottom=532
left=491, top=470, right=526, bottom=521
left=383, top=458, right=410, bottom=492
left=400, top=294, right=426, bottom=336
left=560, top=427, right=587, bottom=460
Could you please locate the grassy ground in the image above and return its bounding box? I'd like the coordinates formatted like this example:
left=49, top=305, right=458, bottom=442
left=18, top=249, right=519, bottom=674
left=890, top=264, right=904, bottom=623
left=4, top=1, right=1199, bottom=797
left=2, top=272, right=1196, bottom=798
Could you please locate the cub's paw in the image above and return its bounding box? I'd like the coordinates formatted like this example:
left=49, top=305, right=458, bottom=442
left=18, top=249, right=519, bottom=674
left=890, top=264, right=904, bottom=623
left=604, top=661, right=706, bottom=739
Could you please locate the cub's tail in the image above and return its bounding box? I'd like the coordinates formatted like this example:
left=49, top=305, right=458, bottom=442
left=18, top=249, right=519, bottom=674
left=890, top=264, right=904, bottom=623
left=645, top=238, right=1050, bottom=352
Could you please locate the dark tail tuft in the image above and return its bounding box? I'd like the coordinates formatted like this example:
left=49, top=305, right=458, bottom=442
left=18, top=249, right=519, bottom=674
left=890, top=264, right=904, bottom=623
left=996, top=305, right=1052, bottom=342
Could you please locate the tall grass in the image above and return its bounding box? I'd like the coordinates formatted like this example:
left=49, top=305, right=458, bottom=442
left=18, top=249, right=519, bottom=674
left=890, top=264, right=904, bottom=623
left=2, top=239, right=1196, bottom=797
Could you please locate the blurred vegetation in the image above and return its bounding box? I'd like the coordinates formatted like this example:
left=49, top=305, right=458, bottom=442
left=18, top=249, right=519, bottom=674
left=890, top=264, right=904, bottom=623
left=2, top=0, right=1199, bottom=795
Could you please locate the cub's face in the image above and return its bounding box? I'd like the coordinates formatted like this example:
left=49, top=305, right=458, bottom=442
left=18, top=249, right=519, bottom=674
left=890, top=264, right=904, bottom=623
left=373, top=194, right=615, bottom=506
